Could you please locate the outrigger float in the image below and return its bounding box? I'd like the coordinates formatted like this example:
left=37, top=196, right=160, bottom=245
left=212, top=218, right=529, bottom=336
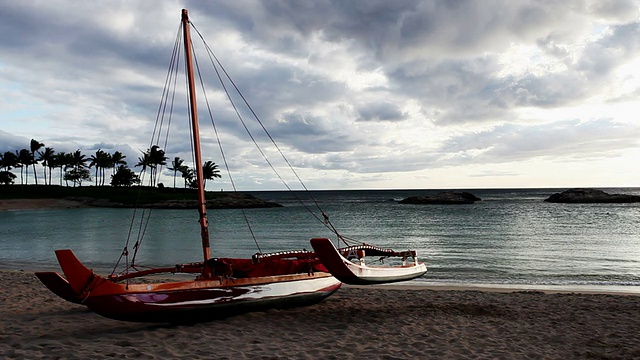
left=311, top=238, right=427, bottom=285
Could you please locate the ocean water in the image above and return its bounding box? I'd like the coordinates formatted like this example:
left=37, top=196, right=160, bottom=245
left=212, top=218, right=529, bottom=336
left=2, top=188, right=640, bottom=291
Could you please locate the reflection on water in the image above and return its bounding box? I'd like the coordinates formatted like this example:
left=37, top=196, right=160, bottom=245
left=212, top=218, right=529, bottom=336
left=1, top=188, right=639, bottom=288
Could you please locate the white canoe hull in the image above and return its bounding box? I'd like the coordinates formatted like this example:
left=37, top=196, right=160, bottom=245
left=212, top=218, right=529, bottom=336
left=311, top=238, right=427, bottom=285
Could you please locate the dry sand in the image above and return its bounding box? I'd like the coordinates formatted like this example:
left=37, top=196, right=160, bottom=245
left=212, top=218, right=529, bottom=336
left=0, top=199, right=87, bottom=211
left=2, top=270, right=640, bottom=359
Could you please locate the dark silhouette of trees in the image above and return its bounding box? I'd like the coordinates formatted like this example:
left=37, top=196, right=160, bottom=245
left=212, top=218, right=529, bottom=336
left=110, top=151, right=127, bottom=182
left=177, top=161, right=222, bottom=189
left=57, top=150, right=90, bottom=187
left=167, top=156, right=184, bottom=188
left=16, top=149, right=32, bottom=185
left=64, top=167, right=91, bottom=187
left=3, top=140, right=220, bottom=190
left=136, top=151, right=151, bottom=185
left=180, top=166, right=194, bottom=188
left=0, top=170, right=16, bottom=185
left=71, top=150, right=88, bottom=171
left=89, top=149, right=112, bottom=186
left=30, top=139, right=44, bottom=185
left=53, top=151, right=73, bottom=186
left=136, top=145, right=168, bottom=187
left=1, top=151, right=19, bottom=172
left=0, top=151, right=19, bottom=185
left=202, top=161, right=221, bottom=187
left=37, top=147, right=55, bottom=185
left=111, top=165, right=141, bottom=187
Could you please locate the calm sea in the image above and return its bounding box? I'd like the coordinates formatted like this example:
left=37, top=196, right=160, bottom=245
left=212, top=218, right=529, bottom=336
left=2, top=188, right=640, bottom=292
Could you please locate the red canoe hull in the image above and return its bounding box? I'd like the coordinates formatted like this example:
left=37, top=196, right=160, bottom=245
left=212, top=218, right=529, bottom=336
left=36, top=249, right=341, bottom=322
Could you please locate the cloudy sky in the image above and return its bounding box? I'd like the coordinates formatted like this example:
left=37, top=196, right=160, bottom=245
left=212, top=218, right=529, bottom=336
left=1, top=0, right=639, bottom=191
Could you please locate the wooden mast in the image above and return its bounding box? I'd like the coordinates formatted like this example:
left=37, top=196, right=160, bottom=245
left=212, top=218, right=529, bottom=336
left=181, top=9, right=211, bottom=265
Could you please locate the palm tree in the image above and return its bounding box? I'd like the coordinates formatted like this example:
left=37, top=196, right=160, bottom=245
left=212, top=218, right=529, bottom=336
left=89, top=150, right=102, bottom=186
left=0, top=152, right=18, bottom=185
left=70, top=150, right=88, bottom=186
left=16, top=149, right=32, bottom=185
left=135, top=151, right=152, bottom=186
left=167, top=157, right=184, bottom=188
left=179, top=165, right=194, bottom=188
left=136, top=145, right=168, bottom=187
left=73, top=150, right=88, bottom=167
left=37, top=147, right=55, bottom=185
left=202, top=161, right=221, bottom=188
left=1, top=151, right=19, bottom=172
left=89, top=149, right=111, bottom=186
left=52, top=151, right=70, bottom=186
left=109, top=151, right=127, bottom=185
left=102, top=153, right=113, bottom=186
left=61, top=152, right=76, bottom=186
left=148, top=145, right=167, bottom=186
left=111, top=151, right=127, bottom=167
left=30, top=139, right=44, bottom=185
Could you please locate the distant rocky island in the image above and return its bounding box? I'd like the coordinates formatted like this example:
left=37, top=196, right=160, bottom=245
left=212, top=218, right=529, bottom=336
left=67, top=193, right=282, bottom=209
left=399, top=191, right=481, bottom=205
left=544, top=188, right=640, bottom=203
left=0, top=185, right=282, bottom=210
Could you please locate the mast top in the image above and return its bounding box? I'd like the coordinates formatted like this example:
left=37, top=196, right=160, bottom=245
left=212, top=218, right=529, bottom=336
left=182, top=9, right=189, bottom=21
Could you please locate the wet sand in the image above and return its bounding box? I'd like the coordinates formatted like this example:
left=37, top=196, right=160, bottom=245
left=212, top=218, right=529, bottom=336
left=2, top=270, right=640, bottom=359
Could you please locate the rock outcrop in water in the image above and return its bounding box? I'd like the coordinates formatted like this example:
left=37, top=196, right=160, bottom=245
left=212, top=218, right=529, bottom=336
left=399, top=191, right=481, bottom=205
left=544, top=188, right=640, bottom=203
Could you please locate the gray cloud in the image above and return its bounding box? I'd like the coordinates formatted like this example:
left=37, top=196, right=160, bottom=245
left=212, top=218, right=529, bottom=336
left=441, top=118, right=640, bottom=164
left=0, top=131, right=29, bottom=153
left=357, top=102, right=407, bottom=122
left=1, top=1, right=638, bottom=189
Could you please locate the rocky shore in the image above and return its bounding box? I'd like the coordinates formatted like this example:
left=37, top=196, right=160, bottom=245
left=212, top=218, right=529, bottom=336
left=399, top=191, right=481, bottom=205
left=0, top=193, right=282, bottom=211
left=68, top=193, right=283, bottom=209
left=544, top=188, right=640, bottom=203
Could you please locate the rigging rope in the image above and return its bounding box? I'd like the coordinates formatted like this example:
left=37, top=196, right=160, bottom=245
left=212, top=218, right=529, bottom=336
left=190, top=34, right=263, bottom=253
left=112, top=19, right=362, bottom=274
left=112, top=23, right=186, bottom=277
left=191, top=23, right=355, bottom=248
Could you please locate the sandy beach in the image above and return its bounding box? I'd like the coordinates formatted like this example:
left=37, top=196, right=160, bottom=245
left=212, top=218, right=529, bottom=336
left=0, top=199, right=87, bottom=211
left=1, top=271, right=640, bottom=359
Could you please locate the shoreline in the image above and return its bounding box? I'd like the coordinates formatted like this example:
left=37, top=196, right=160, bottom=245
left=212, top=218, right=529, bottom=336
left=3, top=268, right=639, bottom=296
left=0, top=198, right=88, bottom=211
left=368, top=282, right=640, bottom=296
left=2, top=269, right=640, bottom=358
left=0, top=194, right=281, bottom=210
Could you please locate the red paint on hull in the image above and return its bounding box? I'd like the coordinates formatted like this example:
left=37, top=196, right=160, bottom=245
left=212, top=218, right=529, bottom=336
left=36, top=249, right=342, bottom=322
left=84, top=282, right=341, bottom=322
left=34, top=272, right=82, bottom=304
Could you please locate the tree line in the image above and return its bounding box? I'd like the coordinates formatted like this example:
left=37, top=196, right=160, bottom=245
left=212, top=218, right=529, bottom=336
left=0, top=139, right=221, bottom=188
